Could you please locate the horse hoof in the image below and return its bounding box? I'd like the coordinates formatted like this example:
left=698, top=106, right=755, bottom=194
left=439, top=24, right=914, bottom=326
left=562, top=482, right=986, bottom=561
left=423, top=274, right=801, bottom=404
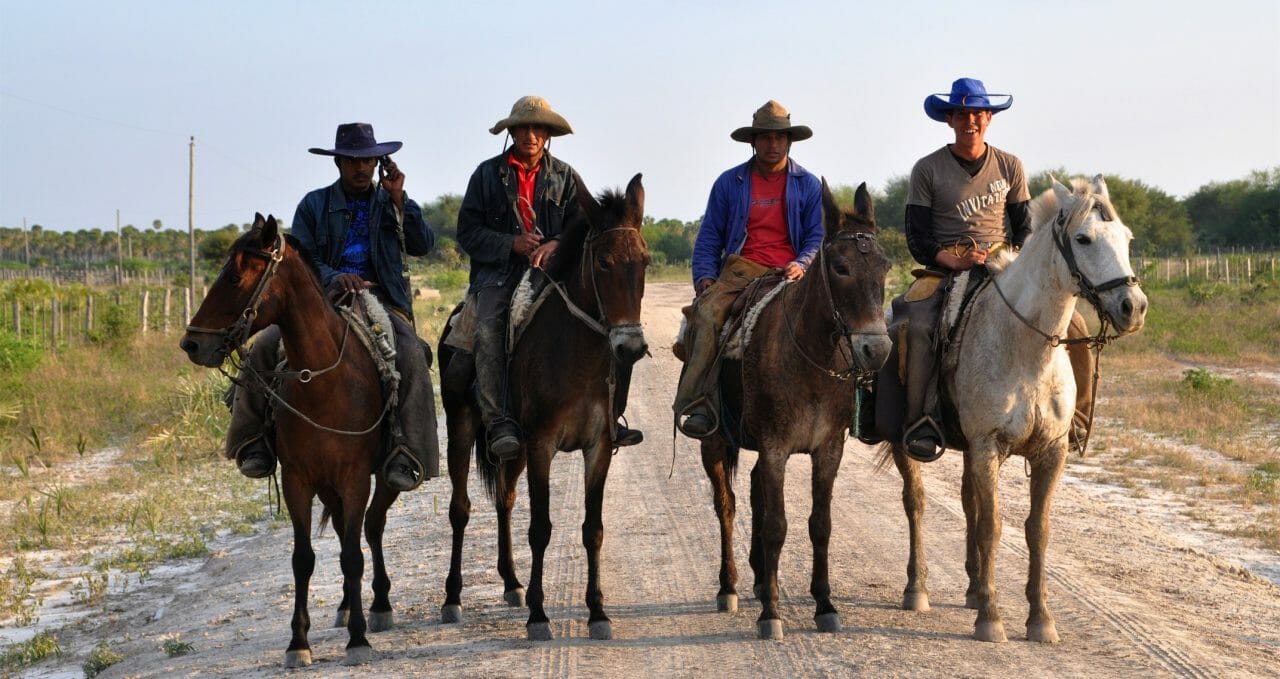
left=815, top=612, right=841, bottom=633
left=333, top=609, right=349, bottom=627
left=441, top=604, right=463, bottom=624
left=1027, top=620, right=1060, bottom=643
left=284, top=649, right=312, bottom=668
left=758, top=619, right=784, bottom=640
left=504, top=587, right=526, bottom=607
left=902, top=591, right=930, bottom=612
left=343, top=645, right=373, bottom=666
left=964, top=592, right=980, bottom=610
left=368, top=610, right=393, bottom=632
left=589, top=620, right=613, bottom=640
left=717, top=593, right=739, bottom=613
left=974, top=620, right=1008, bottom=643
left=527, top=622, right=553, bottom=641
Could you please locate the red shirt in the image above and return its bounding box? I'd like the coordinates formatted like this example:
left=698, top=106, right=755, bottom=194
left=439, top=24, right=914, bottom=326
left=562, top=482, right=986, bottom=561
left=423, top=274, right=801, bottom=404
left=507, top=153, right=541, bottom=232
left=740, top=170, right=794, bottom=268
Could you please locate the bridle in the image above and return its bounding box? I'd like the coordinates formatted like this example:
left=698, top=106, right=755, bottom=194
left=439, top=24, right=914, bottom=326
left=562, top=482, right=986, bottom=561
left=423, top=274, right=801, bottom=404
left=185, top=232, right=287, bottom=358
left=783, top=229, right=889, bottom=383
left=544, top=225, right=645, bottom=341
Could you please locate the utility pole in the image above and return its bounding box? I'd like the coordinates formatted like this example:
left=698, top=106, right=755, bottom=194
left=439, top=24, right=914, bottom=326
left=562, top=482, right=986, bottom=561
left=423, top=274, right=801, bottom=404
left=22, top=217, right=29, bottom=266
left=188, top=136, right=196, bottom=305
left=116, top=208, right=123, bottom=284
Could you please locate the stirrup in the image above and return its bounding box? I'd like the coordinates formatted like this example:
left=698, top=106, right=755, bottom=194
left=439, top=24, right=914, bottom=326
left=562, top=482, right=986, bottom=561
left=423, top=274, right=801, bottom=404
left=675, top=398, right=719, bottom=439
left=232, top=434, right=276, bottom=478
left=381, top=444, right=424, bottom=491
left=902, top=416, right=946, bottom=463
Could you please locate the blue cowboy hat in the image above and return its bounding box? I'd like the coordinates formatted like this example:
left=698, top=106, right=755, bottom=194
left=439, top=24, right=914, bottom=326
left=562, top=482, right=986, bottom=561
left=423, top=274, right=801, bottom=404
left=308, top=122, right=402, bottom=157
left=923, top=78, right=1013, bottom=122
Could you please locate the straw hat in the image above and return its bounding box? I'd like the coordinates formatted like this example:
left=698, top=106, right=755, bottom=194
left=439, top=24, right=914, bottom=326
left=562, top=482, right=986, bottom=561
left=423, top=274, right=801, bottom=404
left=489, top=96, right=574, bottom=136
left=730, top=100, right=813, bottom=143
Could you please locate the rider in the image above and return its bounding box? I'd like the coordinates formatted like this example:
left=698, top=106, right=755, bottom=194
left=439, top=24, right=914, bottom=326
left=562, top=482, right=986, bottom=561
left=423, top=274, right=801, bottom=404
left=672, top=100, right=824, bottom=439
left=893, top=78, right=1094, bottom=461
left=455, top=95, right=642, bottom=459
left=226, top=122, right=439, bottom=491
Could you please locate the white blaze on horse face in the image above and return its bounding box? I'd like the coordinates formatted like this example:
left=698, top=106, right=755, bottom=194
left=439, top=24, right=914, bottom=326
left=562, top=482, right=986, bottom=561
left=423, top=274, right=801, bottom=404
left=609, top=325, right=648, bottom=365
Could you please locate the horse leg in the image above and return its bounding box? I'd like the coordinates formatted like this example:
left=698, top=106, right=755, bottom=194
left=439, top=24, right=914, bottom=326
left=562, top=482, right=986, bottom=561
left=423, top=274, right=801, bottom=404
left=747, top=461, right=765, bottom=600
left=441, top=408, right=476, bottom=624
left=700, top=435, right=738, bottom=613
left=809, top=440, right=842, bottom=633
left=365, top=479, right=398, bottom=632
left=891, top=446, right=930, bottom=611
left=338, top=484, right=372, bottom=665
left=524, top=447, right=555, bottom=641
left=321, top=489, right=351, bottom=628
left=754, top=448, right=788, bottom=640
left=966, top=449, right=1007, bottom=643
left=497, top=457, right=528, bottom=607
left=962, top=460, right=980, bottom=609
left=283, top=482, right=316, bottom=668
left=582, top=440, right=615, bottom=640
left=1025, top=449, right=1066, bottom=643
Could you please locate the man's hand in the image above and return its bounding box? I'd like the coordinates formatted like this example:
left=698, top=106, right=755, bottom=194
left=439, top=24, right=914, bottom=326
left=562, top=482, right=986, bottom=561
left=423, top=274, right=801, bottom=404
left=330, top=273, right=373, bottom=295
left=380, top=157, right=405, bottom=210
left=696, top=278, right=715, bottom=295
left=512, top=232, right=543, bottom=258
left=783, top=262, right=805, bottom=280
left=530, top=240, right=561, bottom=269
left=936, top=247, right=987, bottom=271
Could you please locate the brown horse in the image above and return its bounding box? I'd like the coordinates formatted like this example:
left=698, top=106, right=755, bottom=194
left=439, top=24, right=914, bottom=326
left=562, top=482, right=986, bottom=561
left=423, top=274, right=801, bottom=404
left=697, top=183, right=892, bottom=639
left=180, top=215, right=398, bottom=667
left=438, top=174, right=649, bottom=641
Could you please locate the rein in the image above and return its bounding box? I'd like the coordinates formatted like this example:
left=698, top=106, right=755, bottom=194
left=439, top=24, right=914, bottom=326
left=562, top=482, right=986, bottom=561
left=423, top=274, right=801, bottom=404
left=542, top=225, right=643, bottom=339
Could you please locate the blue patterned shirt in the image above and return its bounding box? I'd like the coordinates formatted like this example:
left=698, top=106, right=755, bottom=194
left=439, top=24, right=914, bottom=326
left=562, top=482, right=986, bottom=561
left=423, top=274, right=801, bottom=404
left=337, top=197, right=373, bottom=279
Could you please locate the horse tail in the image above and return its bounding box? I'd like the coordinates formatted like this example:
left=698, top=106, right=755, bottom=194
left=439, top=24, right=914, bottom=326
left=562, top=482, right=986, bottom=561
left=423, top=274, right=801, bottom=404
left=316, top=506, right=332, bottom=538
left=474, top=440, right=504, bottom=504
left=873, top=442, right=897, bottom=473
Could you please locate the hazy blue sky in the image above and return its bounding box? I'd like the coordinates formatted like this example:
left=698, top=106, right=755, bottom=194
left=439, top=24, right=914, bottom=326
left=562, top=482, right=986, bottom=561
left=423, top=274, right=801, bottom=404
left=1, top=0, right=1277, bottom=233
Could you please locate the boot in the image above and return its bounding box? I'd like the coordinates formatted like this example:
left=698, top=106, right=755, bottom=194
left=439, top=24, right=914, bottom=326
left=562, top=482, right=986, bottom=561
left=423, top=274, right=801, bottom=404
left=225, top=327, right=280, bottom=478
left=231, top=434, right=275, bottom=478
left=1067, top=310, right=1095, bottom=454
left=382, top=445, right=422, bottom=491
left=486, top=418, right=521, bottom=460
left=614, top=421, right=643, bottom=447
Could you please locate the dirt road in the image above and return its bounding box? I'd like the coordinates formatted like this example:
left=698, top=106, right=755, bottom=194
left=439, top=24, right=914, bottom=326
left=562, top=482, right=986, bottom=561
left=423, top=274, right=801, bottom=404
left=38, top=283, right=1280, bottom=678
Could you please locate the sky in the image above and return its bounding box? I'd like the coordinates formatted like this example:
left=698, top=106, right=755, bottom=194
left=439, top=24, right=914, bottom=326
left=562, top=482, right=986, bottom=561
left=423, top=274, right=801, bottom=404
left=1, top=0, right=1277, bottom=234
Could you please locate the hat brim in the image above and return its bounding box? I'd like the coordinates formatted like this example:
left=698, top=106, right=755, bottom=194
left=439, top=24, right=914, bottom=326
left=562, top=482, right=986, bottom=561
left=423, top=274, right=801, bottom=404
left=924, top=94, right=1012, bottom=122
left=489, top=111, right=573, bottom=137
left=730, top=125, right=813, bottom=143
left=308, top=141, right=403, bottom=157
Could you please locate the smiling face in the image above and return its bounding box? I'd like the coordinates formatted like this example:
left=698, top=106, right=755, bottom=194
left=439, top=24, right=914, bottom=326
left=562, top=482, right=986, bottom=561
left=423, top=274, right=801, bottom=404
left=945, top=108, right=993, bottom=147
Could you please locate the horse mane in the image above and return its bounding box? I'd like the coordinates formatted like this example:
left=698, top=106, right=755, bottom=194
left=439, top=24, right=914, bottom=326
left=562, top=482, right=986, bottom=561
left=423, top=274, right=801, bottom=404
left=538, top=187, right=631, bottom=283
left=989, top=177, right=1119, bottom=277
left=230, top=225, right=327, bottom=296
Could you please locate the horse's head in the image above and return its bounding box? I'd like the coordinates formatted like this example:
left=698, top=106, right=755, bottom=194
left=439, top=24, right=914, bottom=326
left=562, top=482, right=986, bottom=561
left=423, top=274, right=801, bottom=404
left=819, top=180, right=893, bottom=373
left=1044, top=175, right=1148, bottom=335
left=180, top=214, right=294, bottom=367
left=575, top=173, right=651, bottom=365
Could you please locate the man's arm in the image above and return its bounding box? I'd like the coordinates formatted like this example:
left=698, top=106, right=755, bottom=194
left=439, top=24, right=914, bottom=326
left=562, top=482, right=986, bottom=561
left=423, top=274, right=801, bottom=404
left=904, top=204, right=942, bottom=267
left=1006, top=200, right=1031, bottom=249
left=690, top=176, right=731, bottom=290
left=290, top=193, right=340, bottom=287
left=790, top=176, right=825, bottom=274
left=456, top=166, right=516, bottom=264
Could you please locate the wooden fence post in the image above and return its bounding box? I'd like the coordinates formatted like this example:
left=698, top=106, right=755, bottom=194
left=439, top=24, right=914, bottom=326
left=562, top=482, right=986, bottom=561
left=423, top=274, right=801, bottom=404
left=140, top=290, right=150, bottom=335
left=164, top=288, right=172, bottom=333
left=86, top=294, right=94, bottom=337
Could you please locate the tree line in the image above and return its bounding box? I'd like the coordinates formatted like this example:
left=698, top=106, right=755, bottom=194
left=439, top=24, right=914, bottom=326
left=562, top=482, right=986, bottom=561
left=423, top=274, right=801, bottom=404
left=1, top=167, right=1275, bottom=273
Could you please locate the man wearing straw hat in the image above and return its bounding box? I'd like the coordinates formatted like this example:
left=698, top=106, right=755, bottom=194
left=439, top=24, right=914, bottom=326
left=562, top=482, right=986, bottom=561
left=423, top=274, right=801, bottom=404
left=456, top=96, right=643, bottom=459
left=889, top=77, right=1093, bottom=461
left=227, top=122, right=439, bottom=491
left=672, top=100, right=825, bottom=439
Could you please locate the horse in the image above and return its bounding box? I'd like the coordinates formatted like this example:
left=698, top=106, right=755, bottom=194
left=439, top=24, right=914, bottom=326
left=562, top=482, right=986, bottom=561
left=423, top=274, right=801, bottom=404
left=180, top=215, right=399, bottom=667
left=697, top=182, right=892, bottom=639
left=438, top=174, right=649, bottom=641
left=883, top=175, right=1147, bottom=643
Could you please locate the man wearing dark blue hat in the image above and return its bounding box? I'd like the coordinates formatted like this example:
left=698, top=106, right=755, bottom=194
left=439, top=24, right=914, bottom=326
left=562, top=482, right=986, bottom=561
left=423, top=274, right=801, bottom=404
left=880, top=78, right=1093, bottom=462
left=225, top=122, right=439, bottom=491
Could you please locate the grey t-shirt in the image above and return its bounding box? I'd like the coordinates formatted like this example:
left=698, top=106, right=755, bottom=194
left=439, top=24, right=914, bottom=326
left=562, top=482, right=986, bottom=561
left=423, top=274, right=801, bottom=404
left=907, top=144, right=1030, bottom=246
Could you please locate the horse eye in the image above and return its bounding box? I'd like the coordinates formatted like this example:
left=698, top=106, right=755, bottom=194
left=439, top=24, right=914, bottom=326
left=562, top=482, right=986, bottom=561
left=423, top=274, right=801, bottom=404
left=597, top=257, right=612, bottom=272
left=1075, top=234, right=1092, bottom=245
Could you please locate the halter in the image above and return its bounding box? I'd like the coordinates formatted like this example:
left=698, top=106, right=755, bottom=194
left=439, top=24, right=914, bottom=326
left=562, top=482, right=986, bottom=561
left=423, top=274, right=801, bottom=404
left=543, top=225, right=644, bottom=339
left=185, top=232, right=287, bottom=357
left=782, top=229, right=888, bottom=382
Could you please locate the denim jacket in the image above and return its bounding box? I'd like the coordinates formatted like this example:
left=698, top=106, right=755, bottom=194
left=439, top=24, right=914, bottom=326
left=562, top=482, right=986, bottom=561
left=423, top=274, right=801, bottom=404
left=456, top=150, right=581, bottom=289
left=290, top=180, right=433, bottom=316
left=691, top=158, right=824, bottom=286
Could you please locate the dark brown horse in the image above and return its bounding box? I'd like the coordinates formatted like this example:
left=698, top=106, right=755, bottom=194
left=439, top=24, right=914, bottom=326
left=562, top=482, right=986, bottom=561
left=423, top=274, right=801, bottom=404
left=697, top=183, right=891, bottom=639
left=438, top=174, right=648, bottom=641
left=180, top=215, right=398, bottom=667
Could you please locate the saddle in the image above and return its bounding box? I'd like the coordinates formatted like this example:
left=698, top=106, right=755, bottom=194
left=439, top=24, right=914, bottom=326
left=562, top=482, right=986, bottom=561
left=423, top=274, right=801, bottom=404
left=442, top=269, right=552, bottom=355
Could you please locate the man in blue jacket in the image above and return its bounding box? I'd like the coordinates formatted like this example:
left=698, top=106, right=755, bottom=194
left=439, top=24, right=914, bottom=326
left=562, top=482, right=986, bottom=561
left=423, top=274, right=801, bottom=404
left=673, top=101, right=824, bottom=438
left=226, top=122, right=439, bottom=492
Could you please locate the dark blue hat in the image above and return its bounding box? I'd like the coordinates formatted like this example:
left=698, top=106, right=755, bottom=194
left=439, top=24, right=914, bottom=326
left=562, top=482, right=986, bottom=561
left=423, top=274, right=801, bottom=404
left=308, top=122, right=402, bottom=157
left=923, top=78, right=1013, bottom=122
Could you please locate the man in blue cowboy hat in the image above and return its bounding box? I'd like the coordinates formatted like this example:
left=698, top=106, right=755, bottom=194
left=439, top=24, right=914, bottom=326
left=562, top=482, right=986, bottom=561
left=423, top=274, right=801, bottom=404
left=883, top=78, right=1093, bottom=461
left=225, top=122, right=439, bottom=491
left=672, top=100, right=825, bottom=439
left=455, top=96, right=643, bottom=459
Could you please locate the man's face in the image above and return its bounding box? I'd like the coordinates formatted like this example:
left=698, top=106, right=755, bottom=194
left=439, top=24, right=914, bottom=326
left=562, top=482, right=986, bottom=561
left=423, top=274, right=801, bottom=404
left=752, top=131, right=792, bottom=169
left=945, top=108, right=993, bottom=144
left=336, top=155, right=378, bottom=194
left=510, top=124, right=550, bottom=164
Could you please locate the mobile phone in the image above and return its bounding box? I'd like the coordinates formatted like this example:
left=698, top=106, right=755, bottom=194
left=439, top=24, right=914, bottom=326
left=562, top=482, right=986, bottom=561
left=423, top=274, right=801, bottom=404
left=378, top=155, right=391, bottom=177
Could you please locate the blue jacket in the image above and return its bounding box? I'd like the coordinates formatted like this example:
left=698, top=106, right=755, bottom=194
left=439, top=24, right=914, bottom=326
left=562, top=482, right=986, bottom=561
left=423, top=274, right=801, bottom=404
left=691, top=158, right=824, bottom=286
left=290, top=180, right=433, bottom=316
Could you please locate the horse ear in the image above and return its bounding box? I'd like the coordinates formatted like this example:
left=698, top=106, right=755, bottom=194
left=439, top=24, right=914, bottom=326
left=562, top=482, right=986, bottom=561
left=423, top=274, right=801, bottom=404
left=624, top=173, right=645, bottom=223
left=1051, top=175, right=1072, bottom=207
left=820, top=178, right=840, bottom=231
left=1091, top=174, right=1110, bottom=200
left=261, top=214, right=279, bottom=246
left=253, top=213, right=266, bottom=230
left=853, top=182, right=875, bottom=225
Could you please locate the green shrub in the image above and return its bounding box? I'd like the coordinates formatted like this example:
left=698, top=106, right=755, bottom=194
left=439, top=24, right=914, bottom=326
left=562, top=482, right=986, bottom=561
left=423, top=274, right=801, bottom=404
left=0, top=330, right=42, bottom=378
left=89, top=302, right=139, bottom=347
left=0, top=630, right=61, bottom=671
left=82, top=641, right=122, bottom=677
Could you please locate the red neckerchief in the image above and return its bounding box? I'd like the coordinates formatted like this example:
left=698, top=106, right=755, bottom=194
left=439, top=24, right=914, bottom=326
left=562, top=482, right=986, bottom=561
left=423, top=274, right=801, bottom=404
left=507, top=153, right=541, bottom=232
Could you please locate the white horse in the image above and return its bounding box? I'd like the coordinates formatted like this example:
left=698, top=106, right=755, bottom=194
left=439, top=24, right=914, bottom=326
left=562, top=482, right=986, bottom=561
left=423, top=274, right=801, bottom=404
left=886, top=175, right=1148, bottom=643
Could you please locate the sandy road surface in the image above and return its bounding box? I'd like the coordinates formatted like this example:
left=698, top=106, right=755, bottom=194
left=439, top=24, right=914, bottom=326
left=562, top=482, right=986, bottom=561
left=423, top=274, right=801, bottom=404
left=32, top=283, right=1280, bottom=678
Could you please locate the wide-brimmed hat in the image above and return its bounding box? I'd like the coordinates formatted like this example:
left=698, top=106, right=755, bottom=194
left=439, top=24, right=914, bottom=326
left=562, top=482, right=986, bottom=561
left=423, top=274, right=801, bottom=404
left=489, top=96, right=573, bottom=136
left=308, top=123, right=402, bottom=157
left=923, top=78, right=1013, bottom=122
left=730, top=100, right=813, bottom=143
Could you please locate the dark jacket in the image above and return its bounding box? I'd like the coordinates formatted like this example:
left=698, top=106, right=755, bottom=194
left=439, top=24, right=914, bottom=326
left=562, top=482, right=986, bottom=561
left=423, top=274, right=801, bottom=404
left=456, top=150, right=582, bottom=289
left=290, top=180, right=433, bottom=316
